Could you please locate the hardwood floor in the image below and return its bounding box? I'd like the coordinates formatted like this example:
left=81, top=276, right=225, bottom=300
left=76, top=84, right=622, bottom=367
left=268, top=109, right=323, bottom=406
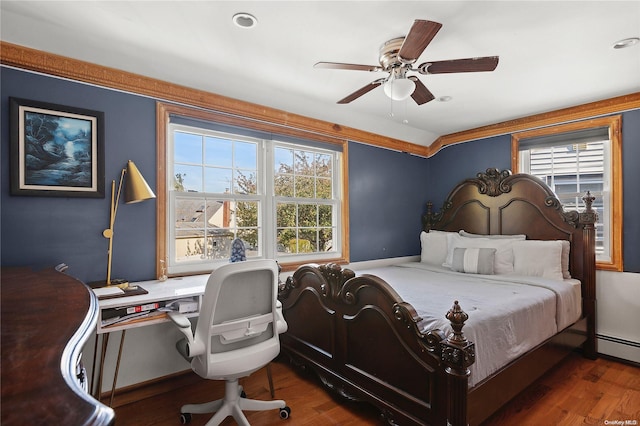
left=111, top=352, right=639, bottom=425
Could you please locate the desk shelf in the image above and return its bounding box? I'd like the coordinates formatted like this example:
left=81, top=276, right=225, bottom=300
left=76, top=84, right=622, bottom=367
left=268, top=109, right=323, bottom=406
left=95, top=275, right=209, bottom=334
left=99, top=310, right=200, bottom=333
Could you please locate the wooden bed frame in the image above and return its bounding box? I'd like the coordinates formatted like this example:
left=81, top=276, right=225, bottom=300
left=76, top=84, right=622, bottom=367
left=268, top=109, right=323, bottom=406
left=278, top=169, right=597, bottom=426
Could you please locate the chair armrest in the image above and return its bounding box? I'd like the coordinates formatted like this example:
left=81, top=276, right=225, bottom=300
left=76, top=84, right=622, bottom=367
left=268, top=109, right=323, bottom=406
left=168, top=311, right=192, bottom=329
left=168, top=311, right=205, bottom=358
left=275, top=302, right=288, bottom=334
left=168, top=312, right=195, bottom=345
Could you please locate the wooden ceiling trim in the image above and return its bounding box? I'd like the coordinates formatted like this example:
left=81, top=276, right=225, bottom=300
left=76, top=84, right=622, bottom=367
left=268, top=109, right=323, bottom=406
left=429, top=92, right=640, bottom=156
left=2, top=41, right=638, bottom=158
left=0, top=41, right=428, bottom=156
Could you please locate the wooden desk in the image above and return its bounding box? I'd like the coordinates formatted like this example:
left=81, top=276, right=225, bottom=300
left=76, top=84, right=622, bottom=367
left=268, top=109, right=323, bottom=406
left=1, top=267, right=115, bottom=426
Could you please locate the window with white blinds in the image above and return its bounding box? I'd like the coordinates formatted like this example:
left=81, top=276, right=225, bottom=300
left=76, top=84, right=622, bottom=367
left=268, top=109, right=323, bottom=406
left=514, top=116, right=622, bottom=271
left=519, top=128, right=610, bottom=260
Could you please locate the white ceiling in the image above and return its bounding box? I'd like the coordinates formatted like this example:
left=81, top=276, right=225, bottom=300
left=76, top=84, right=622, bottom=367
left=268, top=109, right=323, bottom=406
left=2, top=1, right=639, bottom=146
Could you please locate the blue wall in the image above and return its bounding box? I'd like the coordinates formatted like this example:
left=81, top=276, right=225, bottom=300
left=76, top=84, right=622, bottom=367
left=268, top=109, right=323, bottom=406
left=348, top=143, right=430, bottom=261
left=2, top=67, right=638, bottom=279
left=427, top=134, right=512, bottom=209
left=1, top=68, right=157, bottom=282
left=1, top=67, right=432, bottom=281
left=621, top=109, right=640, bottom=272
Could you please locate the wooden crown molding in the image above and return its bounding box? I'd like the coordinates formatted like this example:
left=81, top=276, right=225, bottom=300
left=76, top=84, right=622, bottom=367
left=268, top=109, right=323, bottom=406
left=0, top=41, right=427, bottom=156
left=431, top=92, right=640, bottom=156
left=2, top=41, right=639, bottom=157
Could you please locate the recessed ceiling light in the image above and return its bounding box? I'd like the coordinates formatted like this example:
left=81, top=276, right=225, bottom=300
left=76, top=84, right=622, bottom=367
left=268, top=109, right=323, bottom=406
left=438, top=96, right=452, bottom=102
left=233, top=13, right=258, bottom=29
left=612, top=37, right=639, bottom=49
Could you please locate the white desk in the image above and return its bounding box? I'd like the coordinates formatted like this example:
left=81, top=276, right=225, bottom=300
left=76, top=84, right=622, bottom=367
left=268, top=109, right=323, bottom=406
left=92, top=274, right=279, bottom=406
left=96, top=275, right=209, bottom=333
left=93, top=275, right=209, bottom=405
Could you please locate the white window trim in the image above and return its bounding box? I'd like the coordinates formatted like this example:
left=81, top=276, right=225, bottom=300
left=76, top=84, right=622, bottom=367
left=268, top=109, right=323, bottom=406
left=166, top=122, right=343, bottom=275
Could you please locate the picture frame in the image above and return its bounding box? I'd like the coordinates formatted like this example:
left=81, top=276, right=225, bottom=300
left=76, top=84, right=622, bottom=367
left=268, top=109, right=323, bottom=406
left=10, top=97, right=105, bottom=198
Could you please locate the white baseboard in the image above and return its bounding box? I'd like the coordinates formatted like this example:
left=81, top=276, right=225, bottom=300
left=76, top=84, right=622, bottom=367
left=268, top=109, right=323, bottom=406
left=597, top=334, right=640, bottom=363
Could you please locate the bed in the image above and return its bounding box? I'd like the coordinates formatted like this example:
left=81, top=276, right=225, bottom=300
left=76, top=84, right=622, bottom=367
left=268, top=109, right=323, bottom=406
left=277, top=168, right=597, bottom=426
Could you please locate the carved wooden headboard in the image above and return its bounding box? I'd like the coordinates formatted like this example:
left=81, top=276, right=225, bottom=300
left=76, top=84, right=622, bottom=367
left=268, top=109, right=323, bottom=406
left=422, top=168, right=598, bottom=357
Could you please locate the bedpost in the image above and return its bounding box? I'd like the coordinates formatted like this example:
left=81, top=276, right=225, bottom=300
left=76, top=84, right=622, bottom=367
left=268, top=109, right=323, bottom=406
left=580, top=191, right=598, bottom=359
left=442, top=301, right=475, bottom=426
left=423, top=201, right=435, bottom=231
left=423, top=200, right=447, bottom=231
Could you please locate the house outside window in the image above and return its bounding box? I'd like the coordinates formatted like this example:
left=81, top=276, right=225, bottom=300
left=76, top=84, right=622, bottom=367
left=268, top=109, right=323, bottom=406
left=512, top=115, right=622, bottom=271
left=163, top=112, right=344, bottom=276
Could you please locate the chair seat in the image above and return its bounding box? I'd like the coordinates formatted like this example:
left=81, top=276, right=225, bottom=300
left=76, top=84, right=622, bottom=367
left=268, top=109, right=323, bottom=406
left=192, top=339, right=280, bottom=380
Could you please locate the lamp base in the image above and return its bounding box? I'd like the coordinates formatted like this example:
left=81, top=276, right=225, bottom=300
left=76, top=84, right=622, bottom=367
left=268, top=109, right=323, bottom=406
left=88, top=278, right=133, bottom=290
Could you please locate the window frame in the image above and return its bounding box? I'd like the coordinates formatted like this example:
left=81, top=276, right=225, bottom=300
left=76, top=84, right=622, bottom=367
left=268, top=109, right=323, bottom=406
left=156, top=102, right=349, bottom=277
left=269, top=140, right=343, bottom=263
left=167, top=124, right=266, bottom=275
left=511, top=115, right=623, bottom=271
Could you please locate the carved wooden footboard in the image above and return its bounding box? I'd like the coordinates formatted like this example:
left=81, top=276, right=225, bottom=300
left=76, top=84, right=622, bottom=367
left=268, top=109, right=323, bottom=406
left=278, top=263, right=475, bottom=426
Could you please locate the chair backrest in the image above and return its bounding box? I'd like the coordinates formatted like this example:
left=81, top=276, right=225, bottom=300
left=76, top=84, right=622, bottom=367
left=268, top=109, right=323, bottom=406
left=191, top=259, right=281, bottom=379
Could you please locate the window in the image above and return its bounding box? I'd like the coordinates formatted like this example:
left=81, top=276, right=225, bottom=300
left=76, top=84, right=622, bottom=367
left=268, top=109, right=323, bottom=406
left=512, top=116, right=622, bottom=271
left=169, top=127, right=262, bottom=273
left=158, top=103, right=347, bottom=276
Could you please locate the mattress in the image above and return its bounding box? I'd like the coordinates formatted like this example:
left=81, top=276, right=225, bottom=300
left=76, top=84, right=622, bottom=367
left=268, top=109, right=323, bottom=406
left=352, top=262, right=582, bottom=387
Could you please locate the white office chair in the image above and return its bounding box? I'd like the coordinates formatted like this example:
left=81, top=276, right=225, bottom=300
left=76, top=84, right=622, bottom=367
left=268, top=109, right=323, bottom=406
left=168, top=259, right=290, bottom=425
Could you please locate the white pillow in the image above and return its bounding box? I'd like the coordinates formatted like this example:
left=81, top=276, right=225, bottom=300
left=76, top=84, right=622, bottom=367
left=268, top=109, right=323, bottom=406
left=512, top=240, right=564, bottom=281
left=451, top=247, right=496, bottom=274
left=561, top=240, right=571, bottom=279
left=420, top=231, right=456, bottom=266
left=459, top=230, right=527, bottom=240
left=444, top=234, right=518, bottom=274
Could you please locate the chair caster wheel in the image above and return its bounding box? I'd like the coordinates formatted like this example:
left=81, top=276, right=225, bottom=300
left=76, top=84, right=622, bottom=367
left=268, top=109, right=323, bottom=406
left=180, top=412, right=192, bottom=424
left=279, top=406, right=291, bottom=419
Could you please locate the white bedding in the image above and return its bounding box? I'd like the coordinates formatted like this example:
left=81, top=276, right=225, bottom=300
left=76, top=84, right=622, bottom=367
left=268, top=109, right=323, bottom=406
left=352, top=262, right=582, bottom=387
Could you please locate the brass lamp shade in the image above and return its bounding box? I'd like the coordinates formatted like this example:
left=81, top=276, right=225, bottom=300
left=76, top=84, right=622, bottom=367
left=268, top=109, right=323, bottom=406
left=124, top=160, right=156, bottom=203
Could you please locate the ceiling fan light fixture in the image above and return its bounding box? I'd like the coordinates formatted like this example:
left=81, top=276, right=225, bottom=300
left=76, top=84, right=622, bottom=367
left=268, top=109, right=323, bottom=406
left=383, top=77, right=415, bottom=101
left=232, top=13, right=258, bottom=29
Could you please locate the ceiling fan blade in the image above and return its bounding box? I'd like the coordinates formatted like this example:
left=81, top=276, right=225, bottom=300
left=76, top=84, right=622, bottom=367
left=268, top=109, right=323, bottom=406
left=408, top=76, right=435, bottom=105
left=418, top=56, right=499, bottom=74
left=398, top=20, right=443, bottom=63
left=337, top=79, right=385, bottom=104
left=314, top=62, right=382, bottom=72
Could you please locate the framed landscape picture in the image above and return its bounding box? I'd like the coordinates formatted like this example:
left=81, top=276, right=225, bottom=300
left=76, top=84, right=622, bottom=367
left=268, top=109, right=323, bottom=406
left=10, top=97, right=105, bottom=197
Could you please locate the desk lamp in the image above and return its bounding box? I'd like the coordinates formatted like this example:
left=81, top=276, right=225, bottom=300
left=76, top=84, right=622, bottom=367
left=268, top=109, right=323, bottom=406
left=98, top=160, right=155, bottom=288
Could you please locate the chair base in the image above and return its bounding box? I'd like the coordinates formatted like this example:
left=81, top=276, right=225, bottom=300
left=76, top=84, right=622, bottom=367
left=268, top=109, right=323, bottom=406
left=181, top=379, right=286, bottom=426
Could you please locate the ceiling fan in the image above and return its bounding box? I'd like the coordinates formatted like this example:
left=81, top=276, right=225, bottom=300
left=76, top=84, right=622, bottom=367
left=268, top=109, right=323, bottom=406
left=315, top=19, right=499, bottom=105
